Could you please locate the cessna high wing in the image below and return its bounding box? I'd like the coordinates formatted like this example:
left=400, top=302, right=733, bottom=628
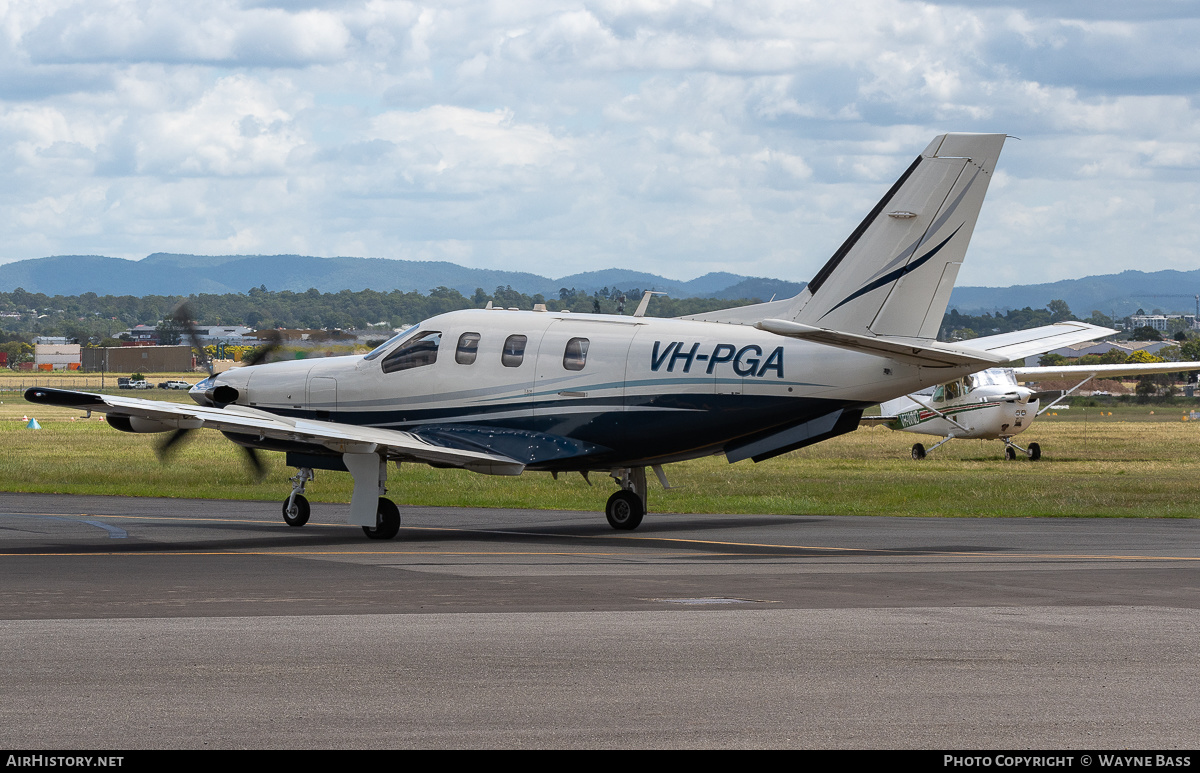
left=868, top=359, right=1200, bottom=460
left=27, top=132, right=1091, bottom=539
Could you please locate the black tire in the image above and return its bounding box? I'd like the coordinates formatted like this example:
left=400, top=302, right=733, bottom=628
left=605, top=490, right=644, bottom=531
left=282, top=494, right=310, bottom=527
left=1004, top=445, right=1017, bottom=461
left=911, top=443, right=927, bottom=461
left=1028, top=442, right=1041, bottom=461
left=363, top=497, right=401, bottom=540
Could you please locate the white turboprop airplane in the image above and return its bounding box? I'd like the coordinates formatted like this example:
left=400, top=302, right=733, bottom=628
left=867, top=360, right=1200, bottom=460
left=26, top=132, right=1112, bottom=539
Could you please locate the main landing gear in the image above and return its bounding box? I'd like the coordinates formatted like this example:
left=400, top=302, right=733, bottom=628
left=279, top=460, right=403, bottom=539
left=1003, top=439, right=1040, bottom=461
left=911, top=439, right=1042, bottom=461
left=363, top=497, right=401, bottom=540
left=910, top=434, right=955, bottom=460
left=605, top=467, right=649, bottom=531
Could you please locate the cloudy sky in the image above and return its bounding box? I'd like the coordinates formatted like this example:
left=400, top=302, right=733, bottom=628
left=1, top=0, right=1197, bottom=288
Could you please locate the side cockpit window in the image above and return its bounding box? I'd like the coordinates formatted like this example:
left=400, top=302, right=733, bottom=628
left=382, top=331, right=441, bottom=374
left=563, top=337, right=589, bottom=371
left=502, top=335, right=527, bottom=367
left=456, top=332, right=480, bottom=365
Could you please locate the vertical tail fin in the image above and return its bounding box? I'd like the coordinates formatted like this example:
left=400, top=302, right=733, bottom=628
left=683, top=133, right=1005, bottom=340
left=792, top=133, right=1005, bottom=339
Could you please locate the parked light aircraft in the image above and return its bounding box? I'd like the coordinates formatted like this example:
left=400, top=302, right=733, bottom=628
left=867, top=360, right=1200, bottom=460
left=26, top=132, right=1114, bottom=539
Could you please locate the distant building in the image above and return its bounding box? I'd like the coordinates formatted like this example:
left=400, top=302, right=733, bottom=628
left=81, top=345, right=195, bottom=373
left=1023, top=340, right=1176, bottom=366
left=123, top=325, right=160, bottom=345
left=196, top=325, right=256, bottom=343
left=34, top=343, right=81, bottom=369
left=1129, top=314, right=1199, bottom=332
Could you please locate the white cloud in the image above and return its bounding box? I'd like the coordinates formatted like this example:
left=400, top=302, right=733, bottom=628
left=0, top=0, right=1196, bottom=292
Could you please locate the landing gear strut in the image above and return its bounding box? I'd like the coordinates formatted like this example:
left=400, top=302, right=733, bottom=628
left=282, top=467, right=313, bottom=527
left=909, top=435, right=955, bottom=459
left=1002, top=438, right=1041, bottom=461
left=606, top=467, right=647, bottom=530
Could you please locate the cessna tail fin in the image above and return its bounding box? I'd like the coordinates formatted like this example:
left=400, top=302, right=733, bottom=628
left=685, top=133, right=1006, bottom=341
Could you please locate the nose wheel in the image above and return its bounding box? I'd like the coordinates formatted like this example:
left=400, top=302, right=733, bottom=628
left=282, top=494, right=310, bottom=526
left=282, top=467, right=314, bottom=527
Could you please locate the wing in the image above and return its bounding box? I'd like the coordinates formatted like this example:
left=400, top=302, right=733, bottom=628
left=1014, top=361, right=1200, bottom=380
left=25, top=387, right=525, bottom=476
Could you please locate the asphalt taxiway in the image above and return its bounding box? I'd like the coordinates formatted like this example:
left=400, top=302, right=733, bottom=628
left=2, top=492, right=1197, bottom=748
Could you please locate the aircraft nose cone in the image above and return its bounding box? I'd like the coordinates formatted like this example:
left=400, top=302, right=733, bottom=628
left=189, top=376, right=216, bottom=407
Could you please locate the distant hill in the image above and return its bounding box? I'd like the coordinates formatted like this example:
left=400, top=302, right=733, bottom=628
left=2, top=252, right=1196, bottom=316
left=0, top=253, right=803, bottom=301
left=948, top=269, right=1200, bottom=317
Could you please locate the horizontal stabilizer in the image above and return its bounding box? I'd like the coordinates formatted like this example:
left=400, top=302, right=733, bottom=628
left=965, top=322, right=1115, bottom=362
left=755, top=318, right=1006, bottom=369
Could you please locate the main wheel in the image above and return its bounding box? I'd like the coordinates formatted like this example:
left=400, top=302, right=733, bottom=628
left=1004, top=445, right=1017, bottom=461
left=282, top=494, right=310, bottom=527
left=911, top=443, right=927, bottom=461
left=363, top=497, right=401, bottom=540
left=605, top=490, right=644, bottom=531
left=1027, top=442, right=1041, bottom=461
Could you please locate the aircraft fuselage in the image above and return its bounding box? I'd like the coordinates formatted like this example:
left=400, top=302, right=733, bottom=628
left=197, top=308, right=980, bottom=470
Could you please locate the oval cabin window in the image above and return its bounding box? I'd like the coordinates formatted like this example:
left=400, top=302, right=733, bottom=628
left=502, top=335, right=527, bottom=368
left=563, top=338, right=589, bottom=371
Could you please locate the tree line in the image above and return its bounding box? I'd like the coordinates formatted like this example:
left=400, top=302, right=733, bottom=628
left=0, top=284, right=759, bottom=345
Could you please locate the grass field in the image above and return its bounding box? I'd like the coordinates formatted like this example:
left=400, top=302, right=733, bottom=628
left=4, top=390, right=1199, bottom=518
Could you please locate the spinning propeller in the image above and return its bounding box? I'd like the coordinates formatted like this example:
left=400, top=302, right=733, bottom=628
left=153, top=303, right=283, bottom=480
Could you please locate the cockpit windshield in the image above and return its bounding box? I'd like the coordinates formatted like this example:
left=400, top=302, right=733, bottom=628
left=363, top=325, right=419, bottom=361
left=965, top=368, right=1018, bottom=389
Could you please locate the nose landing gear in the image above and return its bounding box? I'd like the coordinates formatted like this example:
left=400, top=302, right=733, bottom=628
left=282, top=467, right=314, bottom=527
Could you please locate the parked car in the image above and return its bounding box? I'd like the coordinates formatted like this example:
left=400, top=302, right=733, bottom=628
left=164, top=380, right=192, bottom=390
left=117, top=377, right=131, bottom=389
left=129, top=380, right=152, bottom=389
